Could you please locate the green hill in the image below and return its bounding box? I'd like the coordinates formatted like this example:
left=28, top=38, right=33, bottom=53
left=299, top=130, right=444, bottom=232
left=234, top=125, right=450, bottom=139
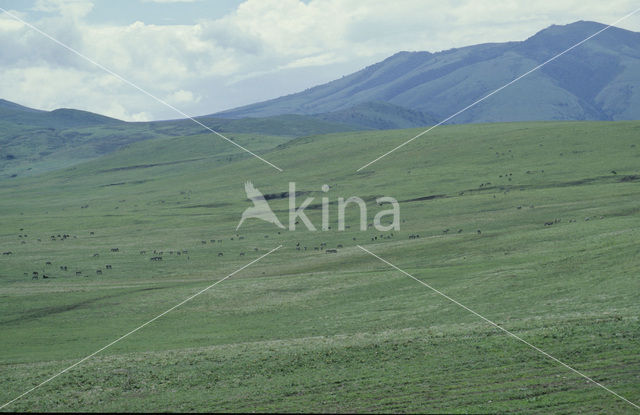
left=0, top=120, right=638, bottom=412
left=313, top=101, right=438, bottom=130
left=0, top=100, right=359, bottom=179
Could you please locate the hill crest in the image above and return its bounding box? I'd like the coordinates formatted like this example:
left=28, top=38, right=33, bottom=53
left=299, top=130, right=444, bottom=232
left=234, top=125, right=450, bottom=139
left=213, top=21, right=640, bottom=123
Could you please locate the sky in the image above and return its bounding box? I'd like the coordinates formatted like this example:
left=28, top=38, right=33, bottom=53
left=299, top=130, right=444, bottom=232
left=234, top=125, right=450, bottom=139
left=0, top=0, right=639, bottom=121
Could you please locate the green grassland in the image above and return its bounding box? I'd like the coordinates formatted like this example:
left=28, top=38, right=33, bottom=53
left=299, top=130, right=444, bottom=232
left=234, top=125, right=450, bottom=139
left=0, top=104, right=357, bottom=179
left=0, top=121, right=639, bottom=412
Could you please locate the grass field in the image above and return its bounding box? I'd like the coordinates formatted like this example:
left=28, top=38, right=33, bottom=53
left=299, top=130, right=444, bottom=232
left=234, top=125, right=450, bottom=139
left=0, top=121, right=639, bottom=412
left=0, top=104, right=357, bottom=179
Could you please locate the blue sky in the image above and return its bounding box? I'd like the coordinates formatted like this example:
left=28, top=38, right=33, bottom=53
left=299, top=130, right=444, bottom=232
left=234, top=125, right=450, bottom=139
left=0, top=0, right=639, bottom=121
left=1, top=0, right=241, bottom=24
left=84, top=0, right=241, bottom=25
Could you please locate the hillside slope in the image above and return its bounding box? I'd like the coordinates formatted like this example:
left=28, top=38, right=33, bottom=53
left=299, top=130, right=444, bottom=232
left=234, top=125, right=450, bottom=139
left=0, top=121, right=638, bottom=412
left=0, top=100, right=358, bottom=179
left=215, top=21, right=640, bottom=123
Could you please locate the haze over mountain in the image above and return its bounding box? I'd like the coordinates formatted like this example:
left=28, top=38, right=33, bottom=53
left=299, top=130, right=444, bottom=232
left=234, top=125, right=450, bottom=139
left=215, top=21, right=640, bottom=123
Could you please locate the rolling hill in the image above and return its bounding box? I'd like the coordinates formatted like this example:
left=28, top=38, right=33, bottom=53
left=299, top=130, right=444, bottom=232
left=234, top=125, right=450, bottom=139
left=0, top=120, right=639, bottom=412
left=215, top=21, right=640, bottom=123
left=0, top=100, right=360, bottom=179
left=313, top=101, right=438, bottom=130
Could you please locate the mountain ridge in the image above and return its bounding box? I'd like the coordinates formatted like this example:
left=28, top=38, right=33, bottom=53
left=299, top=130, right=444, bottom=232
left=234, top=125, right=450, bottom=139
left=213, top=21, right=640, bottom=123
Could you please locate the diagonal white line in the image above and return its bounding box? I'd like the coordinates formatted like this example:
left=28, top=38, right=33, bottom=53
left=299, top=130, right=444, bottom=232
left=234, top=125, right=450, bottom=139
left=0, top=245, right=283, bottom=410
left=0, top=7, right=283, bottom=172
left=356, top=6, right=640, bottom=172
left=356, top=245, right=640, bottom=410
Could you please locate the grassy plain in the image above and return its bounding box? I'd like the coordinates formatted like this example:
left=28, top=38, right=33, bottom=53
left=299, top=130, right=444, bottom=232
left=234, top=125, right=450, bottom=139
left=0, top=121, right=639, bottom=412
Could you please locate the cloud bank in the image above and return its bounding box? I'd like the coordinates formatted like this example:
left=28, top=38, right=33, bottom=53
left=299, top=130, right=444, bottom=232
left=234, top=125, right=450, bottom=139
left=0, top=0, right=638, bottom=120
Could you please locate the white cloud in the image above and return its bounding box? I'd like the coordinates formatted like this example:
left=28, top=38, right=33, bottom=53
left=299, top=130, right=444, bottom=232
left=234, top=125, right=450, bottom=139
left=33, top=0, right=94, bottom=19
left=0, top=0, right=638, bottom=120
left=165, top=89, right=200, bottom=105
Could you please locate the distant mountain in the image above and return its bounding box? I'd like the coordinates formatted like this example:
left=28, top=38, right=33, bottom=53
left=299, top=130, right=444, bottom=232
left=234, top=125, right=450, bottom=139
left=215, top=21, right=640, bottom=123
left=0, top=99, right=359, bottom=178
left=0, top=98, right=43, bottom=113
left=0, top=99, right=124, bottom=129
left=313, top=101, right=438, bottom=130
left=0, top=102, right=162, bottom=178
